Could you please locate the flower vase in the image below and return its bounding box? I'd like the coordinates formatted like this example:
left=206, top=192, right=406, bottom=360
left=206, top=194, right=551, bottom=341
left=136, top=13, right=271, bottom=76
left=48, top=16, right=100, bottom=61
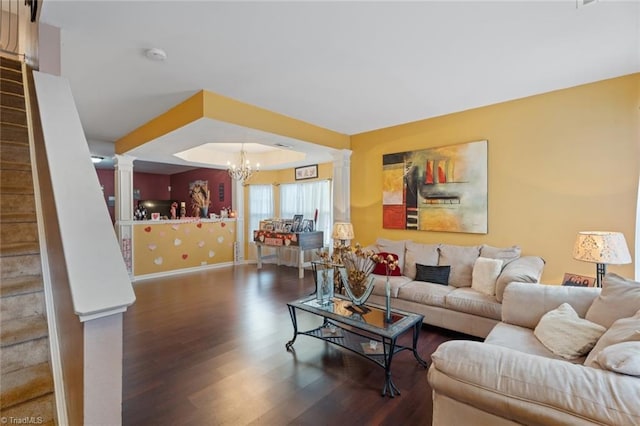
left=339, top=268, right=375, bottom=306
left=201, top=206, right=209, bottom=218
left=385, top=275, right=391, bottom=322
left=316, top=268, right=334, bottom=305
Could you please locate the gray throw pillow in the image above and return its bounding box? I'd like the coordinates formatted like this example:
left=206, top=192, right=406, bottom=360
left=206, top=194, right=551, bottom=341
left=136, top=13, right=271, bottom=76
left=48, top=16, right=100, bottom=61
left=585, top=273, right=640, bottom=328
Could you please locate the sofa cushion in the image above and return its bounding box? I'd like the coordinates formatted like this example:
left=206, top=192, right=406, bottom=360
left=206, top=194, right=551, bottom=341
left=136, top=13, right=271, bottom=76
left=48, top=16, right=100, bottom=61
left=596, top=342, right=640, bottom=376
left=371, top=252, right=401, bottom=276
left=495, top=256, right=545, bottom=302
left=403, top=241, right=439, bottom=280
left=485, top=322, right=587, bottom=364
left=586, top=273, right=640, bottom=328
left=375, top=238, right=409, bottom=276
left=397, top=281, right=455, bottom=308
left=438, top=244, right=481, bottom=287
left=585, top=309, right=640, bottom=367
left=534, top=303, right=605, bottom=360
left=480, top=244, right=521, bottom=265
left=471, top=257, right=503, bottom=296
left=444, top=288, right=501, bottom=320
left=415, top=264, right=450, bottom=285
left=370, top=274, right=412, bottom=298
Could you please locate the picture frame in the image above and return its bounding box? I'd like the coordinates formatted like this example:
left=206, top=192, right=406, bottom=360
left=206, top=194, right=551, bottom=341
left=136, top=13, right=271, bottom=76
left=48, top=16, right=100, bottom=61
left=301, top=219, right=314, bottom=232
left=562, top=273, right=595, bottom=287
left=283, top=223, right=292, bottom=232
left=295, top=164, right=318, bottom=181
left=291, top=214, right=303, bottom=232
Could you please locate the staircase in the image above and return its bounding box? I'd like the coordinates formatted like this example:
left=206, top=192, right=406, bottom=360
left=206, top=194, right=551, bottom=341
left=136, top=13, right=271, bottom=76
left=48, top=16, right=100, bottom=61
left=0, top=57, right=56, bottom=424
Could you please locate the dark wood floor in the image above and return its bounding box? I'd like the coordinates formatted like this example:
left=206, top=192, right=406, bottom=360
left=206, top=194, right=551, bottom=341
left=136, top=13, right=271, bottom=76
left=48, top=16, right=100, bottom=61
left=122, top=264, right=474, bottom=425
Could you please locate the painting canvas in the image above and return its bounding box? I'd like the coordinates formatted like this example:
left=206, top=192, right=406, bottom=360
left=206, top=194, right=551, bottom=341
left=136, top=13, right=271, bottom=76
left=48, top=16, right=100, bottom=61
left=382, top=140, right=487, bottom=234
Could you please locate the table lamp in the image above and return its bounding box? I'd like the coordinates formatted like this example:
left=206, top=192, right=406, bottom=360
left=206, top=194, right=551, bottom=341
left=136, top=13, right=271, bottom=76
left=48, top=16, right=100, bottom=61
left=332, top=222, right=354, bottom=247
left=572, top=231, right=631, bottom=287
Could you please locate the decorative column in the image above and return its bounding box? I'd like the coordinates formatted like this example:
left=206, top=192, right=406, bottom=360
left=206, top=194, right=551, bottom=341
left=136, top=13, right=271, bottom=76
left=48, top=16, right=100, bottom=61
left=114, top=154, right=135, bottom=276
left=332, top=149, right=352, bottom=223
left=231, top=178, right=244, bottom=263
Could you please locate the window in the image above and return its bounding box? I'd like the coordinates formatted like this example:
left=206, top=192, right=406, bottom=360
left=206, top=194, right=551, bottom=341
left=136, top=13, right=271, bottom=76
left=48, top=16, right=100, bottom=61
left=280, top=180, right=332, bottom=245
left=248, top=184, right=274, bottom=234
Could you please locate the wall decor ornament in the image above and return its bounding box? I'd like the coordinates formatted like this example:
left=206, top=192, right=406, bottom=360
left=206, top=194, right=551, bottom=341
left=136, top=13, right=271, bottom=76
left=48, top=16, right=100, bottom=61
left=382, top=140, right=488, bottom=234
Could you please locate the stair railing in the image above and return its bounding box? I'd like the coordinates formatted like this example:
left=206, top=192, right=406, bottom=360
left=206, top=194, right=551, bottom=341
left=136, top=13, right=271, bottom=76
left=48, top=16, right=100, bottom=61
left=0, top=0, right=39, bottom=65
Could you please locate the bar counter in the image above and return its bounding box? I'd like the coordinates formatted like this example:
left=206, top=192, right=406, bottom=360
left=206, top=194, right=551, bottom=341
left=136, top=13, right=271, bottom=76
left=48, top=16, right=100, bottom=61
left=125, top=218, right=236, bottom=278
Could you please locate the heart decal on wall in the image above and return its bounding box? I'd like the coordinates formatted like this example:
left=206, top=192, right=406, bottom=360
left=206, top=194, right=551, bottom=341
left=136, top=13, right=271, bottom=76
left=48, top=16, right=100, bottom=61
left=174, top=238, right=182, bottom=246
left=208, top=250, right=215, bottom=258
left=154, top=257, right=163, bottom=265
left=197, top=223, right=202, bottom=228
left=198, top=241, right=205, bottom=248
left=172, top=225, right=179, bottom=231
left=182, top=254, right=188, bottom=260
left=147, top=244, right=157, bottom=251
left=144, top=226, right=151, bottom=232
left=221, top=222, right=226, bottom=228
left=217, top=236, right=224, bottom=243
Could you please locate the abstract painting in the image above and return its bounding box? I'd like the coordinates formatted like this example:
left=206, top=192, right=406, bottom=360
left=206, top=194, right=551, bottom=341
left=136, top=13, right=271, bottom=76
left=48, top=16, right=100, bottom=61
left=382, top=140, right=487, bottom=234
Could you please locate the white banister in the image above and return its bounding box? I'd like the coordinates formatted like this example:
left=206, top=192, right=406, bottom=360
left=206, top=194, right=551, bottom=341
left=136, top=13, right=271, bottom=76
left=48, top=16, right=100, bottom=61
left=32, top=71, right=135, bottom=321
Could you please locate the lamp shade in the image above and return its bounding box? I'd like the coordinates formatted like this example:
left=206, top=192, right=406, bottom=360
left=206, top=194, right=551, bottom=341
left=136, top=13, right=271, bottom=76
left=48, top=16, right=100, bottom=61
left=572, top=231, right=632, bottom=264
left=332, top=222, right=354, bottom=240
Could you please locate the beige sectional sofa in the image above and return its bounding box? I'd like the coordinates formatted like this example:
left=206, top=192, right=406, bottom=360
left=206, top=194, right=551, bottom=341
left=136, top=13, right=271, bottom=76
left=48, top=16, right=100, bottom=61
left=366, top=239, right=545, bottom=338
left=428, top=275, right=640, bottom=425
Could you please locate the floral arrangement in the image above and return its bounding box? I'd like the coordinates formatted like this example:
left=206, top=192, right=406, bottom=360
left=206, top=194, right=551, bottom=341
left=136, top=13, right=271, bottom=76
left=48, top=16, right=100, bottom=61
left=340, top=244, right=378, bottom=298
left=371, top=252, right=399, bottom=277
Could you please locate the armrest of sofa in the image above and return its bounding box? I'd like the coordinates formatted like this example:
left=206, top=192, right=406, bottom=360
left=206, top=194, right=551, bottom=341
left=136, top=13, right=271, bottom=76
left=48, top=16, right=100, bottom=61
left=429, top=340, right=640, bottom=426
left=495, top=256, right=545, bottom=302
left=502, top=282, right=600, bottom=329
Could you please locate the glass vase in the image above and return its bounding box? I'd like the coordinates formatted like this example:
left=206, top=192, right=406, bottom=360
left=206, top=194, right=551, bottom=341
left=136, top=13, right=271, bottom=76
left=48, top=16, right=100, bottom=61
left=339, top=268, right=375, bottom=306
left=316, top=268, right=334, bottom=305
left=385, top=275, right=391, bottom=322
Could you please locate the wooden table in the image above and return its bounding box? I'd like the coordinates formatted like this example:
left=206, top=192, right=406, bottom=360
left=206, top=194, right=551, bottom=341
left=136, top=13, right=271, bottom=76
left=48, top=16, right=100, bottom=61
left=254, top=231, right=324, bottom=278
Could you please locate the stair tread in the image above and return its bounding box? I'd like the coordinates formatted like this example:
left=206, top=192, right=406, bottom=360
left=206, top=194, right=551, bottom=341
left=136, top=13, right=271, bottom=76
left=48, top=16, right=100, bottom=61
left=0, top=57, right=22, bottom=71
left=0, top=241, right=40, bottom=256
left=0, top=212, right=37, bottom=223
left=0, top=363, right=54, bottom=409
left=0, top=274, right=43, bottom=297
left=0, top=254, right=43, bottom=279
left=0, top=393, right=56, bottom=425
left=0, top=315, right=48, bottom=348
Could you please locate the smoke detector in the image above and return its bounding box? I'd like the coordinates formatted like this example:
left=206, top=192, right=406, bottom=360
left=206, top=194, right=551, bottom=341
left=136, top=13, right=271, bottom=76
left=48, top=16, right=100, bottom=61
left=145, top=48, right=167, bottom=61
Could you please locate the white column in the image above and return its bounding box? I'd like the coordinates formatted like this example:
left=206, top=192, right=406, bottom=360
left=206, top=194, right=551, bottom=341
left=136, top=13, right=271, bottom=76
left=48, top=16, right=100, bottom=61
left=332, top=149, right=352, bottom=223
left=114, top=154, right=135, bottom=276
left=84, top=313, right=123, bottom=426
left=232, top=179, right=244, bottom=263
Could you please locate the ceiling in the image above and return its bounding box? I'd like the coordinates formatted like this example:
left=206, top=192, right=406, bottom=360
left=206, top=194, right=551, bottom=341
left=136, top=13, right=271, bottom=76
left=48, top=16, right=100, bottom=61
left=39, top=1, right=639, bottom=174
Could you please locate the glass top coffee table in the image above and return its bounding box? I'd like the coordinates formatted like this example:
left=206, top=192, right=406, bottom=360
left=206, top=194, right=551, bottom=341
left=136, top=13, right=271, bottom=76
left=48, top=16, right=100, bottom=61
left=285, top=295, right=428, bottom=397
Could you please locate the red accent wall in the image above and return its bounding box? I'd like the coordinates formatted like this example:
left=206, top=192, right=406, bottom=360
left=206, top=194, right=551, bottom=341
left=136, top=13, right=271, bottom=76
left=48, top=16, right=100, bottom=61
left=96, top=169, right=115, bottom=223
left=134, top=172, right=171, bottom=200
left=169, top=169, right=232, bottom=215
left=95, top=169, right=172, bottom=223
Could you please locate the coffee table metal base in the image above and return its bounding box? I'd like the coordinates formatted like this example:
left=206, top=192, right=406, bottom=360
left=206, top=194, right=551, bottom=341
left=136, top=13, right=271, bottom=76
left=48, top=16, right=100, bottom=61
left=285, top=302, right=428, bottom=397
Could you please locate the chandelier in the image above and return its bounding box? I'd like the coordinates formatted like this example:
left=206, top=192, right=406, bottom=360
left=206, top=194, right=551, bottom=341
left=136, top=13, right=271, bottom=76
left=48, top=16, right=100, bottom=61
left=227, top=147, right=259, bottom=182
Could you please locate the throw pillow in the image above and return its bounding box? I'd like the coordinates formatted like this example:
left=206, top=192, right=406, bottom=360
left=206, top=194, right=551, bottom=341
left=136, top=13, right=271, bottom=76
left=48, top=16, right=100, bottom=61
left=584, top=309, right=640, bottom=367
left=403, top=242, right=439, bottom=280
left=371, top=252, right=402, bottom=276
left=438, top=244, right=481, bottom=287
left=471, top=257, right=504, bottom=297
left=375, top=238, right=409, bottom=275
left=586, top=273, right=640, bottom=328
left=595, top=342, right=640, bottom=376
left=479, top=244, right=521, bottom=265
left=415, top=264, right=450, bottom=286
left=534, top=303, right=606, bottom=360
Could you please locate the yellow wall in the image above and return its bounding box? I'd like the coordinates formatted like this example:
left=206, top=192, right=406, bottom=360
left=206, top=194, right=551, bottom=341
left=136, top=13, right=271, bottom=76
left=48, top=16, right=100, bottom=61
left=242, top=162, right=333, bottom=258
left=351, top=74, right=639, bottom=283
